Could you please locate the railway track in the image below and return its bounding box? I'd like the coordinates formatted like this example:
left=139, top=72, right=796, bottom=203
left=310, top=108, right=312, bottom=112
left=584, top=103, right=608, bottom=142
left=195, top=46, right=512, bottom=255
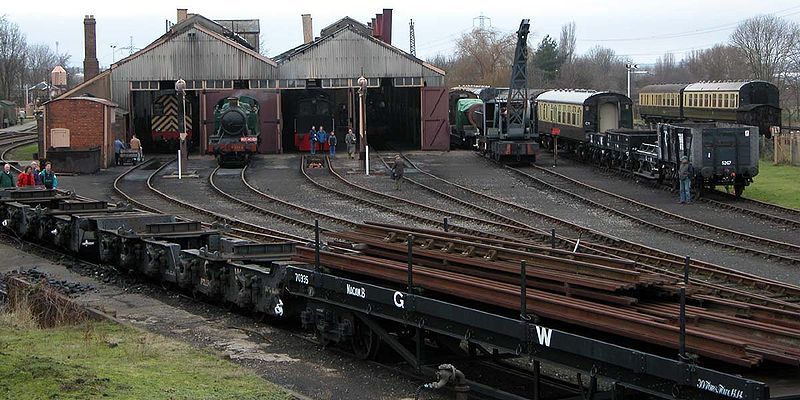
left=112, top=159, right=305, bottom=244
left=701, top=190, right=800, bottom=229
left=506, top=163, right=800, bottom=265
left=0, top=136, right=37, bottom=168
left=379, top=152, right=800, bottom=308
left=209, top=164, right=356, bottom=232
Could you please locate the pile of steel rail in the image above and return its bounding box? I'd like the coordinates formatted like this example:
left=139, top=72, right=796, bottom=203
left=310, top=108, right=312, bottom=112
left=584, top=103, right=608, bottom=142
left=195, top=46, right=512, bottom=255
left=294, top=222, right=800, bottom=368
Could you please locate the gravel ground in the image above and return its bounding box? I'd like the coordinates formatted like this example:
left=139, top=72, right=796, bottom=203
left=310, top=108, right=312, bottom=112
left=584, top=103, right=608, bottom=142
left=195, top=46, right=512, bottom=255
left=530, top=152, right=800, bottom=246
left=395, top=150, right=800, bottom=286
left=0, top=235, right=446, bottom=400
left=246, top=155, right=421, bottom=232
left=152, top=157, right=314, bottom=240
left=332, top=156, right=538, bottom=237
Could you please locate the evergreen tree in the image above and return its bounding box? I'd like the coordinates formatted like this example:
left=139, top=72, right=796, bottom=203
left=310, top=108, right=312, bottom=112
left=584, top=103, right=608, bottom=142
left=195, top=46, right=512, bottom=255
left=534, top=35, right=561, bottom=83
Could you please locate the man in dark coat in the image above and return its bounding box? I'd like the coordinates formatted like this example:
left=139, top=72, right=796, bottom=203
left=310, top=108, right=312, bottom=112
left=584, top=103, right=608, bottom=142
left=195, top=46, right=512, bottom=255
left=392, top=155, right=405, bottom=191
left=345, top=128, right=357, bottom=159
left=309, top=126, right=318, bottom=155
left=678, top=156, right=695, bottom=204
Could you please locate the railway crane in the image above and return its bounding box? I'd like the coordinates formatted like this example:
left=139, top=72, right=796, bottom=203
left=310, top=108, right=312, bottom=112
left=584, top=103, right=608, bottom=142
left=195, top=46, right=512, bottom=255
left=478, top=19, right=538, bottom=163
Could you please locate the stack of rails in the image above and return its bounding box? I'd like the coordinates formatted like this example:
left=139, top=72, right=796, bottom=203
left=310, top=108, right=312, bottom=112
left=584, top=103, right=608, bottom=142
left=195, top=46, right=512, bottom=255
left=295, top=222, right=800, bottom=368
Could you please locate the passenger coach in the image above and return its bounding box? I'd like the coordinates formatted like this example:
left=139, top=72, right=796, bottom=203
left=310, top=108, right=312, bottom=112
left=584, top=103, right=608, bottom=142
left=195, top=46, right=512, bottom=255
left=639, top=80, right=781, bottom=137
left=536, top=90, right=633, bottom=151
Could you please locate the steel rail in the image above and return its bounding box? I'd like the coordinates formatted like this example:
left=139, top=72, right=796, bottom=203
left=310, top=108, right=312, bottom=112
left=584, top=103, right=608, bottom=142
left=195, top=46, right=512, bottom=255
left=293, top=248, right=796, bottom=367
left=510, top=164, right=800, bottom=263
left=208, top=165, right=354, bottom=233
left=391, top=153, right=800, bottom=304
left=354, top=221, right=800, bottom=312
left=112, top=159, right=305, bottom=244
left=702, top=190, right=800, bottom=229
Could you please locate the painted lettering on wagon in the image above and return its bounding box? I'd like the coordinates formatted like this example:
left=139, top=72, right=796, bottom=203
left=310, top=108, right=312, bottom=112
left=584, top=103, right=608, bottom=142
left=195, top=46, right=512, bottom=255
left=696, top=379, right=744, bottom=399
left=346, top=283, right=366, bottom=298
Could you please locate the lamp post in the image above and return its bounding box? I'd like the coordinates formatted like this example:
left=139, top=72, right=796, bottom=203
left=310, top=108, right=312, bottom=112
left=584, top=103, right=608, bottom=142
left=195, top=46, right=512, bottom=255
left=357, top=75, right=368, bottom=170
left=110, top=45, right=117, bottom=63
left=175, top=78, right=188, bottom=178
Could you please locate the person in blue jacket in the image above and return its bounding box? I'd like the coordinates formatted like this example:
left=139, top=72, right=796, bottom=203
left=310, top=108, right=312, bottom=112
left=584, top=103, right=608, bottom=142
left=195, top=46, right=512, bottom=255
left=317, top=125, right=328, bottom=154
left=309, top=126, right=318, bottom=155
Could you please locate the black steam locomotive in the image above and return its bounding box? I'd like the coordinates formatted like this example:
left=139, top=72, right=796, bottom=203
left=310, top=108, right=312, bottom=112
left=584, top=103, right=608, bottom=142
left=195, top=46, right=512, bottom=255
left=207, top=96, right=261, bottom=166
left=638, top=80, right=781, bottom=137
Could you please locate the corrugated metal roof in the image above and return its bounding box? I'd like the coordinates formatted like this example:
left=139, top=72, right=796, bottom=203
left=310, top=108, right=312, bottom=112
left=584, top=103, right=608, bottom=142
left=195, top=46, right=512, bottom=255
left=320, top=16, right=372, bottom=38
left=639, top=83, right=688, bottom=93
left=276, top=26, right=444, bottom=79
left=684, top=81, right=761, bottom=91
left=536, top=90, right=600, bottom=104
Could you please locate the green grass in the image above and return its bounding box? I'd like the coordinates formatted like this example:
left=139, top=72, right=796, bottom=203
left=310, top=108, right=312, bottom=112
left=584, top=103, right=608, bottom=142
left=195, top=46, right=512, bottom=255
left=6, top=142, right=38, bottom=161
left=0, top=319, right=289, bottom=400
left=746, top=161, right=800, bottom=209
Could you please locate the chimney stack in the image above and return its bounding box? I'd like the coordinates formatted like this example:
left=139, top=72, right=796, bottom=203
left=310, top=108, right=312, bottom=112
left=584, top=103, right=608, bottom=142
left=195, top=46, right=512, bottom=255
left=301, top=14, right=313, bottom=44
left=382, top=9, right=392, bottom=45
left=177, top=9, right=188, bottom=23
left=83, top=15, right=99, bottom=82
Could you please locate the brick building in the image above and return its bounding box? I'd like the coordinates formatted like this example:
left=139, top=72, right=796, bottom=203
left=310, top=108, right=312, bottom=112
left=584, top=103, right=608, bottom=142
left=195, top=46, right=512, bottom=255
left=42, top=97, right=120, bottom=172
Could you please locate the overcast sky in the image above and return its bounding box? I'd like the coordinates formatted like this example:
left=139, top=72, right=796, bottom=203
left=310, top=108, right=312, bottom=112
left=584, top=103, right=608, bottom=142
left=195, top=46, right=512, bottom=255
left=5, top=0, right=800, bottom=69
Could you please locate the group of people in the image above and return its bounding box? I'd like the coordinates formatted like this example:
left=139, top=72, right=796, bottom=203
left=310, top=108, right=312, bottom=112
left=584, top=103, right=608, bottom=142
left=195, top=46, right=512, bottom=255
left=114, top=135, right=143, bottom=166
left=308, top=126, right=358, bottom=159
left=0, top=161, right=58, bottom=189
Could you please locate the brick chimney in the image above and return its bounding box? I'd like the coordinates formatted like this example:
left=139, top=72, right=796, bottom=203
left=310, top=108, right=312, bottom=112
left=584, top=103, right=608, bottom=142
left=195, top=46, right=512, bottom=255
left=301, top=14, right=313, bottom=44
left=381, top=9, right=392, bottom=45
left=177, top=9, right=188, bottom=23
left=83, top=15, right=99, bottom=82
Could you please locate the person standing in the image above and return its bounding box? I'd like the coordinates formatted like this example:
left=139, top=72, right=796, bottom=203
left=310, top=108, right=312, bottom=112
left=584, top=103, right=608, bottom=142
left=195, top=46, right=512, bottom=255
left=345, top=128, right=357, bottom=159
left=678, top=156, right=694, bottom=204
left=130, top=134, right=142, bottom=161
left=114, top=138, right=125, bottom=166
left=392, top=155, right=405, bottom=191
left=16, top=166, right=35, bottom=187
left=40, top=162, right=58, bottom=189
left=317, top=126, right=328, bottom=155
left=0, top=163, right=15, bottom=188
left=328, top=131, right=337, bottom=158
left=31, top=161, right=42, bottom=186
left=309, top=126, right=318, bottom=155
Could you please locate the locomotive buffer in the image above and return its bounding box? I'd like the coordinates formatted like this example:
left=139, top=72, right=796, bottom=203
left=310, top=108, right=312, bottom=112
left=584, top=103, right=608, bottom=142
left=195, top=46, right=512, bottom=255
left=479, top=19, right=538, bottom=164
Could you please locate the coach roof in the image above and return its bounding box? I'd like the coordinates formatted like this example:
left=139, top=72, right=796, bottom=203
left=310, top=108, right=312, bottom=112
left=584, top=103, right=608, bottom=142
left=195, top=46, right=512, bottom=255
left=536, top=89, right=621, bottom=105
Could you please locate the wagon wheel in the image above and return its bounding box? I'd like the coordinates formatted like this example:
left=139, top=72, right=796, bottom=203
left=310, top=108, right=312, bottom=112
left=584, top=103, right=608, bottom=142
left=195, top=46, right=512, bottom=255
left=734, top=184, right=744, bottom=198
left=351, top=317, right=379, bottom=360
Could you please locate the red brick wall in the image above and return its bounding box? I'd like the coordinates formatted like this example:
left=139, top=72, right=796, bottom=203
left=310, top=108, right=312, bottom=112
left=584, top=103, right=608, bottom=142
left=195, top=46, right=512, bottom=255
left=44, top=99, right=114, bottom=168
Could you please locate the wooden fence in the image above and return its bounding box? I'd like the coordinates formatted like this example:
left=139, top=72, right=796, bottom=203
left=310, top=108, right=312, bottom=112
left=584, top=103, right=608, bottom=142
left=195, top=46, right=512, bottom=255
left=774, top=131, right=800, bottom=166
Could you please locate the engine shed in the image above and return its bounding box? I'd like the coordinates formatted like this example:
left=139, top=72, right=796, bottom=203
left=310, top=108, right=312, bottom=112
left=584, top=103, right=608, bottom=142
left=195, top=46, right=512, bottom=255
left=57, top=12, right=280, bottom=155
left=54, top=8, right=448, bottom=156
left=275, top=13, right=448, bottom=151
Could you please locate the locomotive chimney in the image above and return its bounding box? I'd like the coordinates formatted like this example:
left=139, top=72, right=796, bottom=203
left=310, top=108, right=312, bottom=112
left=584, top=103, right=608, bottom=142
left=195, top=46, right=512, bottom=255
left=301, top=14, right=313, bottom=44
left=177, top=9, right=188, bottom=23
left=83, top=15, right=99, bottom=82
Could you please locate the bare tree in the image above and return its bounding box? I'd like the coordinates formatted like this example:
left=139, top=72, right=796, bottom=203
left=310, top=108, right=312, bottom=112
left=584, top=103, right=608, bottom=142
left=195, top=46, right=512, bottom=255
left=448, top=28, right=516, bottom=86
left=558, top=22, right=576, bottom=63
left=684, top=45, right=748, bottom=81
left=731, top=15, right=800, bottom=81
left=0, top=16, right=28, bottom=102
left=25, top=43, right=70, bottom=88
